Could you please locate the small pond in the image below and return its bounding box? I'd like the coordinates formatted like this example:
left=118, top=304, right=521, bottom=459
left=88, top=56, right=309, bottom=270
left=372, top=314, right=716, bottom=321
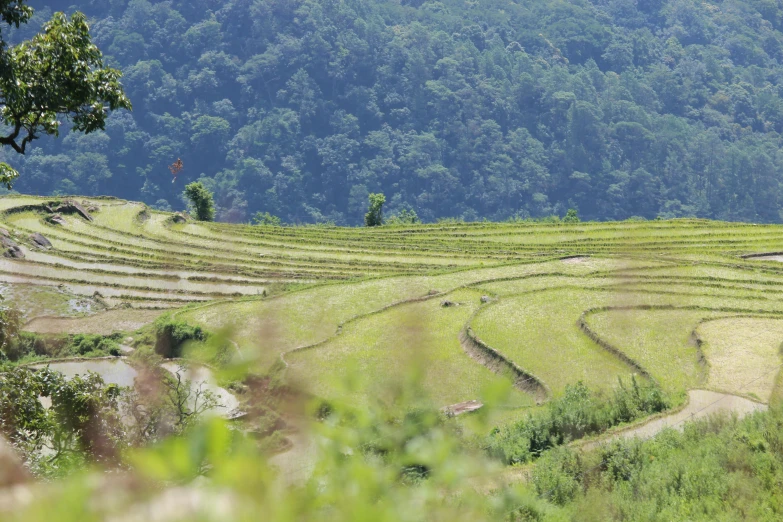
left=30, top=359, right=138, bottom=388
left=161, top=362, right=241, bottom=418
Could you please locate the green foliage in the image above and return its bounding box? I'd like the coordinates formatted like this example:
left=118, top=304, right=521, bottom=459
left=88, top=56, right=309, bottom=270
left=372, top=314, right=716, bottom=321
left=385, top=208, right=420, bottom=226
left=183, top=181, right=215, bottom=221
left=0, top=366, right=123, bottom=471
left=154, top=316, right=207, bottom=358
left=529, top=406, right=783, bottom=519
left=0, top=305, right=21, bottom=358
left=486, top=378, right=669, bottom=465
left=2, top=331, right=122, bottom=362
left=9, top=1, right=783, bottom=222
left=251, top=211, right=282, bottom=226
left=70, top=334, right=121, bottom=357
left=532, top=446, right=583, bottom=506
left=0, top=366, right=49, bottom=447
left=364, top=192, right=385, bottom=227
left=0, top=4, right=131, bottom=188
left=563, top=209, right=580, bottom=223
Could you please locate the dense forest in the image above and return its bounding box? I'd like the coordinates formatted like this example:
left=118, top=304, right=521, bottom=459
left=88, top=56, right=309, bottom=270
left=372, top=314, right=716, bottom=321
left=5, top=0, right=783, bottom=224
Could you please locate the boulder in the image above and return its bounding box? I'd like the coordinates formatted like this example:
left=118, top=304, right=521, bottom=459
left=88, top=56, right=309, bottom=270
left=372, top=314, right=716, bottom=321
left=29, top=233, right=52, bottom=249
left=0, top=227, right=9, bottom=238
left=480, top=295, right=491, bottom=303
left=172, top=212, right=189, bottom=223
left=1, top=237, right=17, bottom=249
left=3, top=246, right=24, bottom=259
left=440, top=300, right=457, bottom=307
left=46, top=214, right=66, bottom=225
left=54, top=200, right=93, bottom=222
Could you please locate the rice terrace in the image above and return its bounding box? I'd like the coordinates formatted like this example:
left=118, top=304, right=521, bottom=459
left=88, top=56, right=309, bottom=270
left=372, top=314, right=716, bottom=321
left=3, top=195, right=783, bottom=428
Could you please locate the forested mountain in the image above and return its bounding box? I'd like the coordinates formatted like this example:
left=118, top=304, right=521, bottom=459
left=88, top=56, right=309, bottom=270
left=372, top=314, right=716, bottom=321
left=5, top=0, right=783, bottom=224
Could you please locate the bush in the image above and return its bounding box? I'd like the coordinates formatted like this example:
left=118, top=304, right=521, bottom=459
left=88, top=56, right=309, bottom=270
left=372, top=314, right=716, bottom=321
left=252, top=211, right=282, bottom=226
left=563, top=209, right=580, bottom=223
left=486, top=378, right=669, bottom=465
left=9, top=333, right=68, bottom=360
left=71, top=334, right=121, bottom=356
left=154, top=317, right=207, bottom=358
left=385, top=208, right=420, bottom=226
left=183, top=182, right=215, bottom=222
left=533, top=446, right=583, bottom=506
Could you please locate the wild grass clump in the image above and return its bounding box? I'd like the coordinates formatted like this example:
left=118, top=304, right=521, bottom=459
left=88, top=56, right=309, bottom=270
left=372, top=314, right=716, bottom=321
left=486, top=377, right=668, bottom=465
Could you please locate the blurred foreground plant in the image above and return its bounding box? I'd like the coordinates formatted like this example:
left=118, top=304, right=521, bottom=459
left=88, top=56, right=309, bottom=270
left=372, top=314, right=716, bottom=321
left=8, top=359, right=569, bottom=521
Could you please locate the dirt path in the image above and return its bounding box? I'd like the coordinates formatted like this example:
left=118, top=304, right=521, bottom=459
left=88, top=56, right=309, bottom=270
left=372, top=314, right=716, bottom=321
left=583, top=389, right=766, bottom=449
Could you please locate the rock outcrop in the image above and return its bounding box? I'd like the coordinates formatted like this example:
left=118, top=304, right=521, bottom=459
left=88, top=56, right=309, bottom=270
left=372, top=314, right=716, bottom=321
left=1, top=236, right=23, bottom=258
left=29, top=233, right=52, bottom=250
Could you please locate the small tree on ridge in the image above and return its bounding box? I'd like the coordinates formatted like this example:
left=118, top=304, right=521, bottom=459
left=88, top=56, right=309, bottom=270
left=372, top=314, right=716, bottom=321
left=183, top=182, right=215, bottom=222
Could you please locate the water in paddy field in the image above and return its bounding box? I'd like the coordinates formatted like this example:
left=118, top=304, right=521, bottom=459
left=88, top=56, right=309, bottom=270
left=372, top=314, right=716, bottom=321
left=30, top=359, right=139, bottom=388
left=68, top=298, right=94, bottom=314
left=161, top=362, right=242, bottom=418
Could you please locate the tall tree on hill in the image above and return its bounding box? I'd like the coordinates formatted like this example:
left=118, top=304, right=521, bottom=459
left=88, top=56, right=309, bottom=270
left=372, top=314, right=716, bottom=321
left=0, top=1, right=131, bottom=188
left=183, top=181, right=215, bottom=222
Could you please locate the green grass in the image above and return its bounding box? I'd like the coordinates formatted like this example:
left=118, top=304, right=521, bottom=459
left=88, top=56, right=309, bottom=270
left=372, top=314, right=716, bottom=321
left=285, top=288, right=535, bottom=412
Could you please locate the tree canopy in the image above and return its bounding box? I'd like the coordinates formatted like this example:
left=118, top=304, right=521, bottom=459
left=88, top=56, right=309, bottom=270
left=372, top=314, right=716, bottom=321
left=4, top=0, right=783, bottom=223
left=183, top=181, right=215, bottom=221
left=0, top=1, right=131, bottom=188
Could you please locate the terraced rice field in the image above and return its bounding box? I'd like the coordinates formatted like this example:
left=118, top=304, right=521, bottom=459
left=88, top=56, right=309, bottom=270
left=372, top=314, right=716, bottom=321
left=4, top=194, right=783, bottom=420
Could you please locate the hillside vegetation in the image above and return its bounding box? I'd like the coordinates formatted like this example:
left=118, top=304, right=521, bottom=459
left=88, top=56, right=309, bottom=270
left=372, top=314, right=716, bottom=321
left=5, top=0, right=783, bottom=223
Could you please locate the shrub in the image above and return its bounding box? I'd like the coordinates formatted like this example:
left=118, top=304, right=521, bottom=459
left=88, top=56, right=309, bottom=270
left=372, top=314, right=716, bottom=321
left=154, top=317, right=207, bottom=358
left=533, top=446, right=583, bottom=505
left=563, top=209, right=580, bottom=223
left=486, top=378, right=669, bottom=465
left=252, top=211, right=282, bottom=226
left=71, top=334, right=120, bottom=356
left=385, top=208, right=420, bottom=226
left=183, top=182, right=215, bottom=221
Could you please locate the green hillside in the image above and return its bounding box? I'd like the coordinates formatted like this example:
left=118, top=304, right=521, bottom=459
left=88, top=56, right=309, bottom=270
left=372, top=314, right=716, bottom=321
left=6, top=0, right=783, bottom=223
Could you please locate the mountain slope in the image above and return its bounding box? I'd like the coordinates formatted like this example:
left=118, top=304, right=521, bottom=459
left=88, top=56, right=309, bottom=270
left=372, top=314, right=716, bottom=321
left=4, top=0, right=783, bottom=223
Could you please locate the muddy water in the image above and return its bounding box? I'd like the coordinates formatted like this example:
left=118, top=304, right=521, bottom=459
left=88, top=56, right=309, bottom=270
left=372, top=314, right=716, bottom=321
left=160, top=362, right=241, bottom=418
left=751, top=254, right=783, bottom=262
left=31, top=359, right=138, bottom=387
